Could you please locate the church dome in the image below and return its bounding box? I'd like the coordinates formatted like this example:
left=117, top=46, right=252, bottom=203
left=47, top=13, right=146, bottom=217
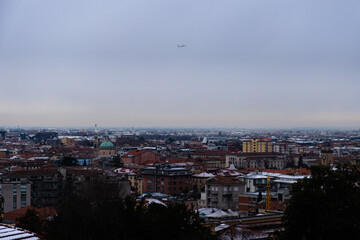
left=99, top=140, right=115, bottom=149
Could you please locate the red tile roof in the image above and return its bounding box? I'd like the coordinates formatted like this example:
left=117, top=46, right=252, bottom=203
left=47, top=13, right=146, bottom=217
left=4, top=206, right=56, bottom=222
left=198, top=157, right=225, bottom=162
left=296, top=168, right=311, bottom=175
left=261, top=169, right=293, bottom=175
left=260, top=137, right=272, bottom=141
left=207, top=175, right=245, bottom=185
left=122, top=150, right=151, bottom=158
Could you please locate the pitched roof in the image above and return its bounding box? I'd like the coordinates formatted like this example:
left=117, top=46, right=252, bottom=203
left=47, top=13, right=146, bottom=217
left=0, top=224, right=40, bottom=239
left=296, top=168, right=311, bottom=175
left=192, top=172, right=215, bottom=178
left=122, top=150, right=152, bottom=158
left=3, top=206, right=56, bottom=222
left=207, top=175, right=245, bottom=185
left=260, top=137, right=272, bottom=141
left=261, top=169, right=293, bottom=175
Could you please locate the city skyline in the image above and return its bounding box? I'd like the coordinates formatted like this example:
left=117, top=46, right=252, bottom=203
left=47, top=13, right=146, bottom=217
left=1, top=0, right=360, bottom=128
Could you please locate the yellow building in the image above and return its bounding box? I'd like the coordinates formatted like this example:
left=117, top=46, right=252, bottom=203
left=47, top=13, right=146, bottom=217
left=127, top=174, right=143, bottom=195
left=61, top=137, right=76, bottom=145
left=0, top=149, right=8, bottom=158
left=242, top=138, right=272, bottom=153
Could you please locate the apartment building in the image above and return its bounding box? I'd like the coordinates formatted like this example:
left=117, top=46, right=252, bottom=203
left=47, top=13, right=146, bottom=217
left=141, top=164, right=193, bottom=195
left=205, top=176, right=246, bottom=210
left=0, top=172, right=31, bottom=213
left=242, top=139, right=272, bottom=153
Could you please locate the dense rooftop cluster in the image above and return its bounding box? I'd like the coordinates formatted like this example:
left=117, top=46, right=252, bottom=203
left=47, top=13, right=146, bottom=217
left=0, top=127, right=359, bottom=238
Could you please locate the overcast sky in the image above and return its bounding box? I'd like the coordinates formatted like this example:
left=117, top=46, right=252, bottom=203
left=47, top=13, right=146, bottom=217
left=1, top=0, right=360, bottom=128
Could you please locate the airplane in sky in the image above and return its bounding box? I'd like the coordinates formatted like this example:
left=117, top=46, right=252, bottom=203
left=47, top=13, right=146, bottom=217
left=177, top=44, right=186, bottom=48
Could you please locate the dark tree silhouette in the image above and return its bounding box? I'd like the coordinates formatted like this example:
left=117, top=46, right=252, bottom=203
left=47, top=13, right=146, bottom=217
left=16, top=209, right=42, bottom=235
left=61, top=156, right=78, bottom=166
left=257, top=191, right=263, bottom=202
left=276, top=165, right=360, bottom=240
left=45, top=183, right=215, bottom=240
left=298, top=156, right=304, bottom=168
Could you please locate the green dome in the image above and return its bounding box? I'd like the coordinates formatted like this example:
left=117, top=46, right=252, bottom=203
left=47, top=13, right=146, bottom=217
left=99, top=141, right=115, bottom=149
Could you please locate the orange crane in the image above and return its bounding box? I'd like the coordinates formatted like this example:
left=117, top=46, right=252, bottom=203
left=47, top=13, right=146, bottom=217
left=266, top=175, right=271, bottom=210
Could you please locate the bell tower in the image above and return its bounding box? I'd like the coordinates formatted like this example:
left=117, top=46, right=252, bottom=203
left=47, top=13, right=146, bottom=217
left=320, top=142, right=333, bottom=165
left=94, top=123, right=99, bottom=148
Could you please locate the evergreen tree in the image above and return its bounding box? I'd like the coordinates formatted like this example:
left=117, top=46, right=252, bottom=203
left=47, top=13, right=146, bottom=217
left=61, top=156, right=78, bottom=166
left=276, top=165, right=360, bottom=240
left=298, top=156, right=304, bottom=168
left=257, top=191, right=263, bottom=202
left=45, top=183, right=215, bottom=240
left=16, top=209, right=42, bottom=235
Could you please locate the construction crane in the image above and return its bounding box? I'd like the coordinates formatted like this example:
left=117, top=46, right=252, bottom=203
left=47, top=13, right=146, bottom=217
left=266, top=175, right=271, bottom=210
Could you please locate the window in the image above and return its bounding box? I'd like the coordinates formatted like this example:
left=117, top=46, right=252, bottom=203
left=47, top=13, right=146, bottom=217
left=223, top=187, right=228, bottom=192
left=13, top=196, right=17, bottom=210
left=13, top=184, right=17, bottom=194
left=147, top=180, right=152, bottom=184
left=234, top=187, right=239, bottom=192
left=21, top=196, right=26, bottom=207
left=21, top=184, right=27, bottom=195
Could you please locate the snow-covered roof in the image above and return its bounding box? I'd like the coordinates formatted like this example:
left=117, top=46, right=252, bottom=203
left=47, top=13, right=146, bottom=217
left=197, top=208, right=239, bottom=218
left=27, top=157, right=49, bottom=161
left=0, top=224, right=40, bottom=240
left=244, top=174, right=269, bottom=179
left=113, top=168, right=136, bottom=175
left=193, top=172, right=215, bottom=178
left=273, top=179, right=297, bottom=184
left=246, top=172, right=282, bottom=178
left=206, top=209, right=229, bottom=218
left=215, top=223, right=230, bottom=232
left=146, top=198, right=167, bottom=207
left=276, top=174, right=306, bottom=180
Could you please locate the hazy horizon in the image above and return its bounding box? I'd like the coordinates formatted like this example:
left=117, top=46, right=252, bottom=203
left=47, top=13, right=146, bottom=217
left=1, top=0, right=360, bottom=128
